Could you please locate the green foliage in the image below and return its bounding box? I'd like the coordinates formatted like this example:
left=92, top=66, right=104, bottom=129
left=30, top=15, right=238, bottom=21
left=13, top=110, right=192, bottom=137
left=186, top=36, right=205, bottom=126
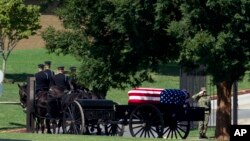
left=42, top=0, right=181, bottom=96
left=168, top=0, right=250, bottom=138
left=0, top=0, right=40, bottom=39
left=0, top=0, right=41, bottom=74
left=168, top=0, right=250, bottom=84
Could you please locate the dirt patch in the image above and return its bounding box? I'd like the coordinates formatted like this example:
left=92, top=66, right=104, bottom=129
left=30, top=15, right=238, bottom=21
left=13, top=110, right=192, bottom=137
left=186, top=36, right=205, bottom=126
left=15, top=15, right=63, bottom=50
left=0, top=128, right=27, bottom=133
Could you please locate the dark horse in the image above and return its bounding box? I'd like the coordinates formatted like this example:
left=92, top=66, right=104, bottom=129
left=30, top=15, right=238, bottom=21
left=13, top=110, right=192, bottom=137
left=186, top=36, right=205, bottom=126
left=18, top=83, right=104, bottom=134
left=18, top=83, right=52, bottom=133
left=18, top=83, right=28, bottom=111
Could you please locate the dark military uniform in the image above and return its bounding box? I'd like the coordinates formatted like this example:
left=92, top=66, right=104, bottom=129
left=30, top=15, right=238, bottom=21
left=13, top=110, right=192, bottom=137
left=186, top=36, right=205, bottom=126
left=52, top=73, right=70, bottom=91
left=35, top=64, right=49, bottom=94
left=47, top=66, right=70, bottom=118
left=44, top=69, right=55, bottom=86
left=192, top=87, right=211, bottom=139
left=51, top=67, right=70, bottom=91
left=44, top=61, right=55, bottom=87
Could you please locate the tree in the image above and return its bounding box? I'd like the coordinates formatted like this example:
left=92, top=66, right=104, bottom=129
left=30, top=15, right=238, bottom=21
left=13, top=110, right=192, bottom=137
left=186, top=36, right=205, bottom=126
left=0, top=0, right=40, bottom=77
left=42, top=0, right=180, bottom=97
left=168, top=0, right=250, bottom=140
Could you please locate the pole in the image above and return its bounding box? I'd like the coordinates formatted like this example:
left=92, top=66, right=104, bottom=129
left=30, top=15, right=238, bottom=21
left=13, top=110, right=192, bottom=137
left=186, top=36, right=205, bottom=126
left=233, top=81, right=238, bottom=125
left=26, top=77, right=35, bottom=132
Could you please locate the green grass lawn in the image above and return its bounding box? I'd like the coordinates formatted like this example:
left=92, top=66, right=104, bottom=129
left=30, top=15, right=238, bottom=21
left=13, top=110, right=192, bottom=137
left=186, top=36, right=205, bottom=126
left=0, top=133, right=182, bottom=141
left=5, top=48, right=81, bottom=82
left=0, top=128, right=216, bottom=141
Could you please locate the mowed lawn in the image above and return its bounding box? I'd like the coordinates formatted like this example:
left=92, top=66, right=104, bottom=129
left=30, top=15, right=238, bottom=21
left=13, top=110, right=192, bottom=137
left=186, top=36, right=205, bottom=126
left=0, top=133, right=182, bottom=141
left=0, top=48, right=249, bottom=140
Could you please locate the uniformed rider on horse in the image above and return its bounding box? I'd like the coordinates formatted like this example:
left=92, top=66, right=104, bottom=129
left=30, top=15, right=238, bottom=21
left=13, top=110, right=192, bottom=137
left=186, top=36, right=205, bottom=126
left=34, top=64, right=50, bottom=94
left=47, top=66, right=71, bottom=118
left=35, top=60, right=55, bottom=94
left=44, top=61, right=55, bottom=87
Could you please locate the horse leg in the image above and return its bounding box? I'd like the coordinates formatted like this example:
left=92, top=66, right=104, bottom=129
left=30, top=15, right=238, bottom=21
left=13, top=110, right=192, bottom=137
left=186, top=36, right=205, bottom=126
left=41, top=118, right=45, bottom=134
left=97, top=124, right=102, bottom=135
left=46, top=119, right=52, bottom=134
left=35, top=117, right=40, bottom=133
left=57, top=119, right=63, bottom=134
left=52, top=120, right=57, bottom=134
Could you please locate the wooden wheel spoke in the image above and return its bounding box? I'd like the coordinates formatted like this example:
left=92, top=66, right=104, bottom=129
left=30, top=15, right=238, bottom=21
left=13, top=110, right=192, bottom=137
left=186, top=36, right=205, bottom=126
left=132, top=114, right=143, bottom=120
left=174, top=129, right=178, bottom=139
left=176, top=127, right=184, bottom=138
left=134, top=126, right=144, bottom=136
left=139, top=128, right=145, bottom=137
left=166, top=129, right=171, bottom=138
left=163, top=127, right=170, bottom=135
left=117, top=125, right=122, bottom=130
left=132, top=124, right=144, bottom=129
left=147, top=130, right=151, bottom=138
left=129, top=105, right=163, bottom=138
left=63, top=101, right=84, bottom=134
left=177, top=126, right=186, bottom=133
left=150, top=126, right=157, bottom=133
left=171, top=130, right=173, bottom=139
left=149, top=128, right=156, bottom=138
left=144, top=130, right=147, bottom=138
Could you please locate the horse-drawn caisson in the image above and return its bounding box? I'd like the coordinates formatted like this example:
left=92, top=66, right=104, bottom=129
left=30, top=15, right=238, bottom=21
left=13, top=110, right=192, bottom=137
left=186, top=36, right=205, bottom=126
left=18, top=81, right=205, bottom=139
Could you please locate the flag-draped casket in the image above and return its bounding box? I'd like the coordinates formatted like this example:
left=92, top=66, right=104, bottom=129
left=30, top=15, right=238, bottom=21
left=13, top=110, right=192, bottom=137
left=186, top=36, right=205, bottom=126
left=128, top=87, right=188, bottom=105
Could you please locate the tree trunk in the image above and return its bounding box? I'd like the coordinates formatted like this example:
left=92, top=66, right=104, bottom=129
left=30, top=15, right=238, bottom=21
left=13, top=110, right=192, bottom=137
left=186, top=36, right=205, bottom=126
left=1, top=58, right=6, bottom=80
left=215, top=81, right=232, bottom=141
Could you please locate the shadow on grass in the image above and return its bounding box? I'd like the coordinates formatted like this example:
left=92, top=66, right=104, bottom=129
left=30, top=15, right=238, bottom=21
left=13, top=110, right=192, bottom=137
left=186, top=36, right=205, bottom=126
left=156, top=63, right=180, bottom=76
left=0, top=139, right=31, bottom=141
left=0, top=122, right=26, bottom=130
left=4, top=73, right=33, bottom=83
left=9, top=122, right=25, bottom=128
left=3, top=64, right=180, bottom=83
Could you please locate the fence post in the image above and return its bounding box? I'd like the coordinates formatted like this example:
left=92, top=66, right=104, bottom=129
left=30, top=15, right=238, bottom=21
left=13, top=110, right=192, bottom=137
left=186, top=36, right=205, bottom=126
left=26, top=77, right=35, bottom=132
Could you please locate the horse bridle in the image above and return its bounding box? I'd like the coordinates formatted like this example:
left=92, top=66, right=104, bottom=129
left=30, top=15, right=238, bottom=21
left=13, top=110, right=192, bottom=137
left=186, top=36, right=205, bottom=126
left=19, top=86, right=28, bottom=108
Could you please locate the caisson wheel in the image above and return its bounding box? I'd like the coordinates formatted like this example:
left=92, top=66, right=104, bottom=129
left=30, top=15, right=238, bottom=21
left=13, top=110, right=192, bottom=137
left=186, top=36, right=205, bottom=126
left=62, top=100, right=85, bottom=134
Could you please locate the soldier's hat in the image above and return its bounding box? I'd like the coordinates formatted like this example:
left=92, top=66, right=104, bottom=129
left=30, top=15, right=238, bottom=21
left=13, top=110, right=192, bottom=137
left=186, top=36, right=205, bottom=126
left=44, top=61, right=51, bottom=66
left=201, top=87, right=206, bottom=92
left=38, top=64, right=44, bottom=69
left=70, top=66, right=76, bottom=72
left=57, top=66, right=64, bottom=70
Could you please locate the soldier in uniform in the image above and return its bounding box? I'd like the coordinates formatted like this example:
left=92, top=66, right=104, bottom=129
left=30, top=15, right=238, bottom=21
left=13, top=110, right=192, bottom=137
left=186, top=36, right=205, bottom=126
left=44, top=61, right=54, bottom=87
left=47, top=66, right=70, bottom=118
left=192, top=87, right=211, bottom=139
left=51, top=66, right=70, bottom=92
left=34, top=64, right=49, bottom=94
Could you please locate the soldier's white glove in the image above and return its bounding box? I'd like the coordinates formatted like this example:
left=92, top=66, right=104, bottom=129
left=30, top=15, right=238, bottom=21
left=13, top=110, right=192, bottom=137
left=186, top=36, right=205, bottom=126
left=198, top=91, right=204, bottom=96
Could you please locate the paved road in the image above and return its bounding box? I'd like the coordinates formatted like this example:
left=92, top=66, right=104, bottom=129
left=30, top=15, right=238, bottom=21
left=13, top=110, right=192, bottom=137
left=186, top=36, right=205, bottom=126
left=209, top=93, right=250, bottom=126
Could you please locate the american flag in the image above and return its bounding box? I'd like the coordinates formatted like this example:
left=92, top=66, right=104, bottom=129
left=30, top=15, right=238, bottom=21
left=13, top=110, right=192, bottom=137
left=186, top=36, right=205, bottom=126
left=128, top=87, right=164, bottom=104
left=128, top=87, right=187, bottom=105
left=160, top=89, right=187, bottom=105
